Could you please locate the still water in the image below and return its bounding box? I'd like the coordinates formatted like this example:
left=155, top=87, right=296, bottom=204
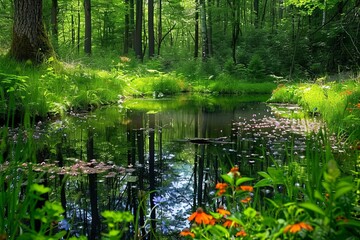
left=10, top=94, right=333, bottom=238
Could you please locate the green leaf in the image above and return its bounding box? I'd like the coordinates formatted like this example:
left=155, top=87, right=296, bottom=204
left=236, top=177, right=254, bottom=186
left=334, top=184, right=353, bottom=200
left=299, top=202, right=325, bottom=216
left=244, top=207, right=257, bottom=218
left=254, top=178, right=272, bottom=188
left=30, top=183, right=51, bottom=195
left=221, top=174, right=234, bottom=184
left=337, top=219, right=360, bottom=227
left=257, top=171, right=271, bottom=179
left=265, top=198, right=279, bottom=208
left=314, top=190, right=324, bottom=201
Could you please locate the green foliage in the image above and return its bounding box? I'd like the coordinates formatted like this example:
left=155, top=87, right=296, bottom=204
left=183, top=146, right=359, bottom=239
left=248, top=54, right=266, bottom=80
left=268, top=80, right=360, bottom=140
left=102, top=210, right=134, bottom=240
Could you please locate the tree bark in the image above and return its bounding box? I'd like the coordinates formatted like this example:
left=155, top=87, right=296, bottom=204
left=124, top=0, right=130, bottom=54
left=157, top=0, right=162, bottom=55
left=10, top=0, right=54, bottom=63
left=51, top=0, right=58, bottom=48
left=134, top=0, right=143, bottom=59
left=148, top=0, right=155, bottom=58
left=84, top=0, right=92, bottom=55
left=200, top=0, right=208, bottom=61
left=194, top=0, right=199, bottom=58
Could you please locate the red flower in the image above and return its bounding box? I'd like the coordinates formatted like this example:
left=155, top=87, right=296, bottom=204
left=188, top=207, right=213, bottom=225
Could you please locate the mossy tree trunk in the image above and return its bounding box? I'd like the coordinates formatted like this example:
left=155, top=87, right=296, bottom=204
left=10, top=0, right=54, bottom=63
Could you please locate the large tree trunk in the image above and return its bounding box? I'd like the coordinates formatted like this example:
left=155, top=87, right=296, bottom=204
left=84, top=0, right=92, bottom=55
left=10, top=0, right=54, bottom=63
left=134, top=0, right=143, bottom=59
left=148, top=0, right=155, bottom=58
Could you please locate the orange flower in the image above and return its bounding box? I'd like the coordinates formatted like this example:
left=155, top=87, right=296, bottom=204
left=228, top=166, right=241, bottom=177
left=238, top=185, right=253, bottom=192
left=241, top=197, right=251, bottom=203
left=216, top=183, right=228, bottom=196
left=284, top=222, right=313, bottom=233
left=230, top=166, right=239, bottom=173
left=236, top=230, right=247, bottom=237
left=223, top=219, right=239, bottom=228
left=356, top=103, right=360, bottom=109
left=180, top=228, right=195, bottom=238
left=217, top=206, right=231, bottom=216
left=188, top=207, right=213, bottom=225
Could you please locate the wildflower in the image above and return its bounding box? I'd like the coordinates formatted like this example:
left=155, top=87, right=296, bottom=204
left=223, top=219, right=239, bottom=228
left=228, top=165, right=241, bottom=178
left=188, top=207, right=213, bottom=225
left=217, top=206, right=231, bottom=216
left=216, top=182, right=228, bottom=196
left=356, top=103, right=360, bottom=109
left=236, top=230, right=247, bottom=237
left=284, top=222, right=313, bottom=233
left=238, top=185, right=254, bottom=192
left=241, top=197, right=252, bottom=203
left=180, top=228, right=195, bottom=238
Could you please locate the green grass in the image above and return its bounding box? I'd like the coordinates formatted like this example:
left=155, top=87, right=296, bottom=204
left=268, top=78, right=360, bottom=142
left=0, top=54, right=278, bottom=121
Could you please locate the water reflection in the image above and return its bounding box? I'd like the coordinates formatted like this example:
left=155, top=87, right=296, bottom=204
left=2, top=95, right=344, bottom=239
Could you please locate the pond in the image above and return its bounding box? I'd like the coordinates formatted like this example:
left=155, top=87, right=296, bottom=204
left=1, top=94, right=350, bottom=239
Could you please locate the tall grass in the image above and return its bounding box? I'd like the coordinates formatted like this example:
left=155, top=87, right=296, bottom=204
left=268, top=79, right=360, bottom=141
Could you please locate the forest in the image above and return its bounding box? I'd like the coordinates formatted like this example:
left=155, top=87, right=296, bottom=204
left=0, top=0, right=360, bottom=239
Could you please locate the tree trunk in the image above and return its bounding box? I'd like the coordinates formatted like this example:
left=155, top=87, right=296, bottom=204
left=77, top=0, right=81, bottom=54
left=84, top=0, right=92, bottom=55
left=194, top=0, right=199, bottom=58
left=10, top=0, right=54, bottom=63
left=134, top=0, right=143, bottom=59
left=207, top=0, right=213, bottom=56
left=130, top=0, right=135, bottom=49
left=51, top=0, right=58, bottom=48
left=254, top=0, right=259, bottom=28
left=230, top=0, right=240, bottom=63
left=148, top=0, right=155, bottom=58
left=124, top=0, right=130, bottom=54
left=200, top=0, right=208, bottom=61
left=157, top=0, right=162, bottom=55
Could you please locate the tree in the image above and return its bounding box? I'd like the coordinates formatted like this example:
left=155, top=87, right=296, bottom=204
left=51, top=0, right=59, bottom=48
left=10, top=0, right=54, bottom=63
left=84, top=0, right=92, bottom=54
left=194, top=0, right=199, bottom=58
left=134, top=0, right=143, bottom=59
left=148, top=0, right=155, bottom=58
left=200, top=0, right=208, bottom=60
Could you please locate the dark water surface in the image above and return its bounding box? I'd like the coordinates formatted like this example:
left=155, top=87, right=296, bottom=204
left=6, top=94, right=340, bottom=238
